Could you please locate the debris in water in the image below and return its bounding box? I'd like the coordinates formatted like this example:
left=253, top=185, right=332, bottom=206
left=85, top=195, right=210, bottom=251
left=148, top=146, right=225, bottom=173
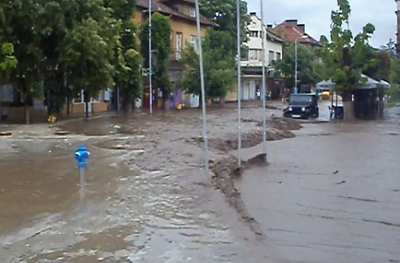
left=0, top=131, right=12, bottom=136
left=333, top=170, right=339, bottom=174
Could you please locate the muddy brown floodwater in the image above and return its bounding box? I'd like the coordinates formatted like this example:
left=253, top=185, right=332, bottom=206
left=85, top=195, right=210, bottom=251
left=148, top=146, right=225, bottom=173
left=0, top=101, right=399, bottom=262
left=236, top=106, right=400, bottom=263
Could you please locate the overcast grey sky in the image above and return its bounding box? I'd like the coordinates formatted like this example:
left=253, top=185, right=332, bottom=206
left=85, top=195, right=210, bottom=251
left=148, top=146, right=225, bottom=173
left=246, top=0, right=396, bottom=47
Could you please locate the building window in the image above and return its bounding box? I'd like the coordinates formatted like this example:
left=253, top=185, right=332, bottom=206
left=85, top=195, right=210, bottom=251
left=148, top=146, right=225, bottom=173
left=173, top=4, right=183, bottom=12
left=276, top=52, right=281, bottom=60
left=190, top=35, right=197, bottom=51
left=249, top=31, right=258, bottom=37
left=249, top=49, right=258, bottom=60
left=176, top=32, right=182, bottom=60
left=258, top=50, right=264, bottom=61
left=74, top=90, right=83, bottom=103
left=190, top=7, right=196, bottom=17
left=269, top=51, right=274, bottom=64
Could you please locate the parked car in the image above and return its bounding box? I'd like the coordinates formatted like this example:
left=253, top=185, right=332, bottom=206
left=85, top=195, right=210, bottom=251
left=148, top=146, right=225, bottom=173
left=283, top=93, right=319, bottom=119
left=321, top=90, right=330, bottom=100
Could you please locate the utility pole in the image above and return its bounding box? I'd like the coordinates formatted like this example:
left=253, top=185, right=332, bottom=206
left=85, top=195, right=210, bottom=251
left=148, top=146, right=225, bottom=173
left=195, top=0, right=209, bottom=176
left=236, top=0, right=242, bottom=165
left=148, top=0, right=153, bottom=114
left=260, top=0, right=267, bottom=155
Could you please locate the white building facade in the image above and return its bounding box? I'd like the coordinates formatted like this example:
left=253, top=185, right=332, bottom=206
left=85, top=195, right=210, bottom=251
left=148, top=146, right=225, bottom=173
left=239, top=12, right=284, bottom=101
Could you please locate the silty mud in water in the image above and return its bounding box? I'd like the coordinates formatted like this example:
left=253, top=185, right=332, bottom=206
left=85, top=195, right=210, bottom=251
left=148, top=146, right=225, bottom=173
left=236, top=109, right=400, bottom=263
left=2, top=101, right=392, bottom=262
left=0, top=102, right=297, bottom=262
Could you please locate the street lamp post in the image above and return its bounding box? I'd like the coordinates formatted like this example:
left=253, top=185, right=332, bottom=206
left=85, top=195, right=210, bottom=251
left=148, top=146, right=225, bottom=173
left=195, top=0, right=210, bottom=176
left=236, top=0, right=242, bottom=166
left=148, top=0, right=153, bottom=114
left=294, top=36, right=307, bottom=94
left=260, top=0, right=266, bottom=155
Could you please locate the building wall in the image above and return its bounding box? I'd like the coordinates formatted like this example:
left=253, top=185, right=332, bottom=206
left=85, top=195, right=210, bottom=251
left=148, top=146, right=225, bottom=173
left=170, top=18, right=207, bottom=53
left=60, top=101, right=109, bottom=117
left=134, top=8, right=144, bottom=23
left=242, top=14, right=283, bottom=67
left=135, top=6, right=209, bottom=61
left=225, top=76, right=265, bottom=102
left=0, top=87, right=109, bottom=123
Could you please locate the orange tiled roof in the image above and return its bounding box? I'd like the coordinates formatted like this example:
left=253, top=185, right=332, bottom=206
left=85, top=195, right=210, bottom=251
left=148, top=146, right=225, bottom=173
left=273, top=23, right=321, bottom=47
left=136, top=0, right=217, bottom=26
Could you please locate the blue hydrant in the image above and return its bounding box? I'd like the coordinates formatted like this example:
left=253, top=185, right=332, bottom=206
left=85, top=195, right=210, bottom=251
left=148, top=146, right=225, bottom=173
left=74, top=144, right=90, bottom=168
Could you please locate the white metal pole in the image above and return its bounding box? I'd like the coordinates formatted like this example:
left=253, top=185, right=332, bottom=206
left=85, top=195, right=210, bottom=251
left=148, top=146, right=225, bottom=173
left=195, top=0, right=209, bottom=175
left=260, top=0, right=266, bottom=154
left=236, top=0, right=242, bottom=165
left=294, top=39, right=297, bottom=94
left=149, top=0, right=153, bottom=114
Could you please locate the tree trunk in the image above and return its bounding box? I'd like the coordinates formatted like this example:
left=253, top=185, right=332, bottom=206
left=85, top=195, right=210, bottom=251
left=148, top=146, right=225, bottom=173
left=66, top=97, right=70, bottom=117
left=219, top=96, right=225, bottom=107
left=84, top=91, right=89, bottom=118
left=342, top=91, right=355, bottom=120
left=198, top=91, right=203, bottom=109
left=122, top=96, right=132, bottom=114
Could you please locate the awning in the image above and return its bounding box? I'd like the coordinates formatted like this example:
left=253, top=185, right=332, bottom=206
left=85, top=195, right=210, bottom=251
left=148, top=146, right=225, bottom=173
left=316, top=79, right=335, bottom=90
left=380, top=80, right=390, bottom=89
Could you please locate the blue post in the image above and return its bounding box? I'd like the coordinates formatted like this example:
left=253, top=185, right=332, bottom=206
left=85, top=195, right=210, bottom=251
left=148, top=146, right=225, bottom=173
left=74, top=144, right=90, bottom=185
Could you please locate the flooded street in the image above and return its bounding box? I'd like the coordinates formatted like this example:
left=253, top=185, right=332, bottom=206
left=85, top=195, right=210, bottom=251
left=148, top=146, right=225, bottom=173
left=0, top=102, right=399, bottom=262
left=237, top=105, right=400, bottom=263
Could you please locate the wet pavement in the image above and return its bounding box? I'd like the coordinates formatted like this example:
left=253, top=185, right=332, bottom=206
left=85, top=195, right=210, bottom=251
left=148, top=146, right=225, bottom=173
left=0, top=100, right=399, bottom=262
left=237, top=105, right=400, bottom=263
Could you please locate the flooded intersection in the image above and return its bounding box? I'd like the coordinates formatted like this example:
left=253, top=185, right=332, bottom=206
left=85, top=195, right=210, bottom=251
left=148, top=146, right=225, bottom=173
left=0, top=103, right=399, bottom=262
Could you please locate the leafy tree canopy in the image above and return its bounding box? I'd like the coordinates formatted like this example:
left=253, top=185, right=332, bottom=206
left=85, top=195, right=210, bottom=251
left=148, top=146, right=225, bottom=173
left=180, top=29, right=235, bottom=100
left=274, top=42, right=320, bottom=88
left=199, top=0, right=250, bottom=55
left=107, top=0, right=142, bottom=112
left=0, top=43, right=17, bottom=71
left=319, top=0, right=375, bottom=94
left=140, top=12, right=172, bottom=97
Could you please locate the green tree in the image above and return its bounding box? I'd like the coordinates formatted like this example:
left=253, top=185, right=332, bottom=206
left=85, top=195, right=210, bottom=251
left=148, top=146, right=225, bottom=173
left=107, top=0, right=142, bottom=113
left=200, top=0, right=249, bottom=56
left=388, top=58, right=400, bottom=101
left=59, top=0, right=119, bottom=117
left=362, top=49, right=391, bottom=81
left=319, top=0, right=375, bottom=120
left=380, top=38, right=397, bottom=59
left=0, top=43, right=17, bottom=71
left=180, top=29, right=235, bottom=107
left=274, top=42, right=319, bottom=89
left=140, top=12, right=171, bottom=109
left=1, top=0, right=43, bottom=123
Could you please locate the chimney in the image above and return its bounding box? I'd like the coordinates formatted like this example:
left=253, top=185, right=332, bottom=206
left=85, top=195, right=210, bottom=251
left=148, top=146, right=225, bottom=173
left=297, top=24, right=305, bottom=34
left=283, top=19, right=298, bottom=27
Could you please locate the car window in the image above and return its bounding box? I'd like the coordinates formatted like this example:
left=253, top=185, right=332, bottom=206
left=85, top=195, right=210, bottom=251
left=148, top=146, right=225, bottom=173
left=290, top=95, right=312, bottom=103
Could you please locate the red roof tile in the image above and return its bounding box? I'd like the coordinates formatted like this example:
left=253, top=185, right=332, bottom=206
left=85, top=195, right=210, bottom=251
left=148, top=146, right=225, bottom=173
left=136, top=0, right=216, bottom=26
left=273, top=23, right=322, bottom=47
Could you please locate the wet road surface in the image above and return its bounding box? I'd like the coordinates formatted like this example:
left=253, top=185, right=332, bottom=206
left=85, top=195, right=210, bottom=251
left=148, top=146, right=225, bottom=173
left=0, top=102, right=284, bottom=262
left=237, top=111, right=400, bottom=262
left=1, top=101, right=398, bottom=262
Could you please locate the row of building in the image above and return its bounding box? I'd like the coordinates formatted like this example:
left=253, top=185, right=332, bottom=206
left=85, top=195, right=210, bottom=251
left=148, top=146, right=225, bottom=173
left=0, top=0, right=321, bottom=122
